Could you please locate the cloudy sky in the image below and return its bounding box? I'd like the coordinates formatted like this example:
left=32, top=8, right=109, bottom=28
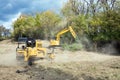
left=0, top=0, right=67, bottom=29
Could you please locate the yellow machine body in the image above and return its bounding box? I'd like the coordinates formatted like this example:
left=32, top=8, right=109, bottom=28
left=16, top=40, right=46, bottom=61
left=16, top=26, right=76, bottom=63
left=50, top=26, right=77, bottom=46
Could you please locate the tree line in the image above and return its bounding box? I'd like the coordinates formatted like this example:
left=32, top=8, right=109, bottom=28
left=13, top=0, right=120, bottom=51
left=13, top=11, right=61, bottom=40
left=0, top=25, right=10, bottom=40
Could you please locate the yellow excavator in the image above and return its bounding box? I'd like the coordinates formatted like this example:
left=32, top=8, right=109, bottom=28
left=50, top=26, right=77, bottom=47
left=48, top=26, right=77, bottom=60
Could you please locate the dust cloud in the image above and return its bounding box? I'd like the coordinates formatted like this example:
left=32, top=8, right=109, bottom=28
left=101, top=44, right=117, bottom=54
left=0, top=51, right=18, bottom=66
left=76, top=35, right=119, bottom=55
left=53, top=50, right=117, bottom=63
left=0, top=39, right=119, bottom=66
left=0, top=40, right=19, bottom=66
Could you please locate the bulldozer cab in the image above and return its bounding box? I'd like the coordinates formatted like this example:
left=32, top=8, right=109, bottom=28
left=17, top=37, right=27, bottom=49
left=17, top=37, right=36, bottom=49
left=26, top=38, right=36, bottom=48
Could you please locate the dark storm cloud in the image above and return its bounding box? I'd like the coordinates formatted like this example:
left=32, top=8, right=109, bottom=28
left=0, top=0, right=30, bottom=21
left=0, top=0, right=67, bottom=22
left=0, top=0, right=67, bottom=28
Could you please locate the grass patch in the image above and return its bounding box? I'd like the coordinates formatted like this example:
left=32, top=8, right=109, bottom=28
left=62, top=43, right=83, bottom=51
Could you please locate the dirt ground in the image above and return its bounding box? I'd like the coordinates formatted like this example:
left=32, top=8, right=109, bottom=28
left=0, top=40, right=120, bottom=80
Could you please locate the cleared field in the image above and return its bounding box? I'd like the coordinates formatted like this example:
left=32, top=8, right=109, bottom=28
left=0, top=40, right=120, bottom=80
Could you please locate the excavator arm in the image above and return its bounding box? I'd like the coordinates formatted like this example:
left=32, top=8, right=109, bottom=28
left=50, top=26, right=76, bottom=46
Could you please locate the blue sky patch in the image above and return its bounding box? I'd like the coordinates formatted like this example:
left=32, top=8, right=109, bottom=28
left=0, top=0, right=67, bottom=29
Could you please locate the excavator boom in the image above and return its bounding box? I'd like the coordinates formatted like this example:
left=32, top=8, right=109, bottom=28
left=69, top=26, right=76, bottom=39
left=50, top=26, right=76, bottom=46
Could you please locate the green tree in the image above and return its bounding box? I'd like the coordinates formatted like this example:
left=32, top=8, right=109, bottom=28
left=13, top=11, right=61, bottom=40
left=40, top=11, right=61, bottom=39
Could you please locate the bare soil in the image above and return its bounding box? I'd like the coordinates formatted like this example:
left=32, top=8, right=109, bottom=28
left=0, top=40, right=120, bottom=80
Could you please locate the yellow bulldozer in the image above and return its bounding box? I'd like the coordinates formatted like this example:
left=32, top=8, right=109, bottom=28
left=16, top=37, right=48, bottom=65
left=16, top=26, right=76, bottom=65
